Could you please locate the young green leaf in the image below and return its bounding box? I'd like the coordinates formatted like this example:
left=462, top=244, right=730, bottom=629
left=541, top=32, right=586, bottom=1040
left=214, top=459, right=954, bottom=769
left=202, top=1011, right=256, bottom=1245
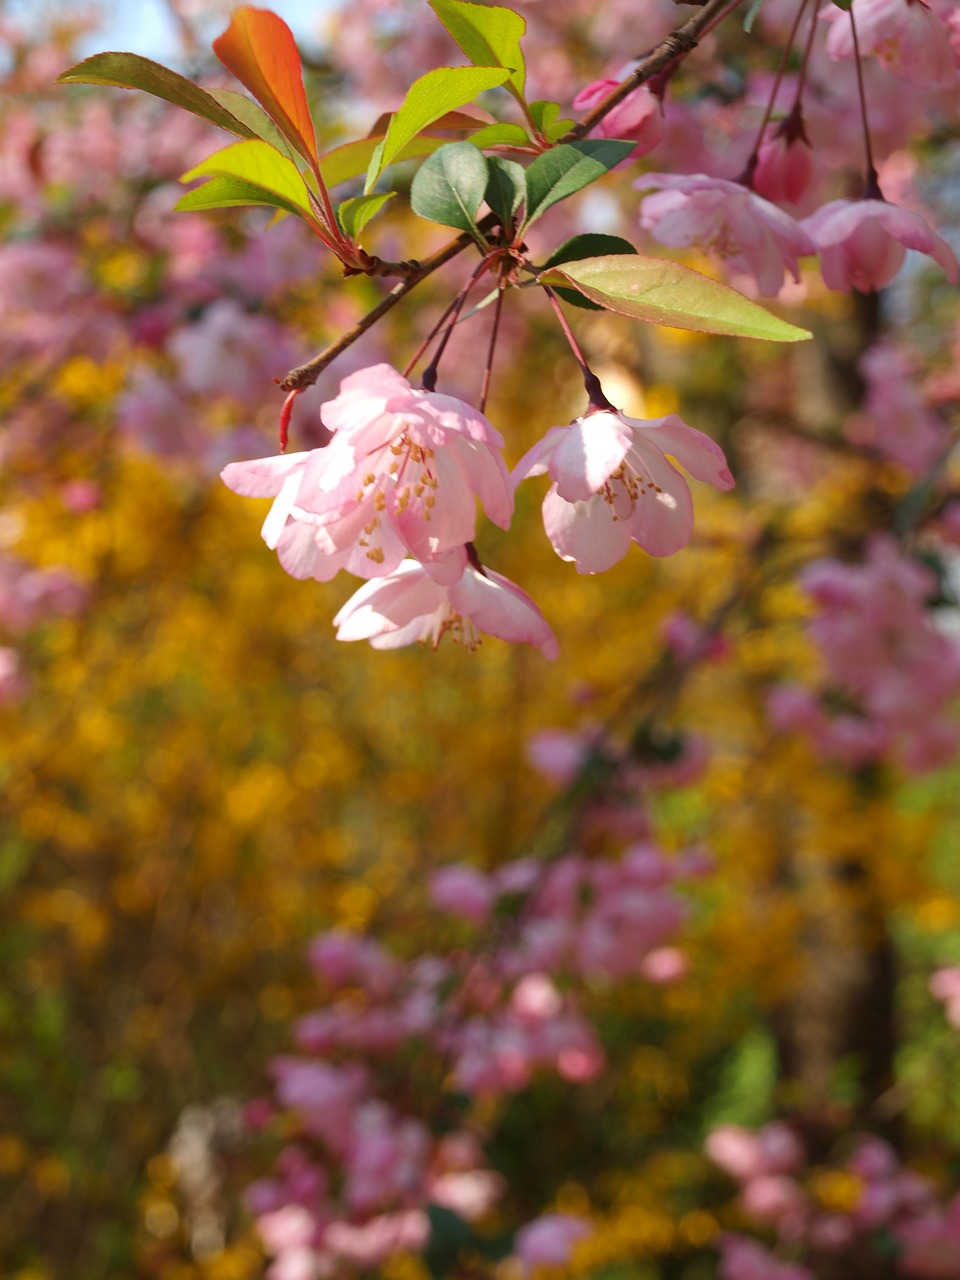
left=181, top=140, right=313, bottom=217
left=205, top=88, right=298, bottom=161
left=174, top=174, right=304, bottom=217
left=428, top=0, right=527, bottom=102
left=527, top=100, right=574, bottom=142
left=57, top=52, right=259, bottom=139
left=467, top=121, right=532, bottom=149
left=337, top=192, right=396, bottom=241
left=364, top=65, right=511, bottom=192
left=212, top=7, right=320, bottom=170
left=523, top=140, right=634, bottom=228
left=484, top=157, right=526, bottom=224
left=542, top=234, right=638, bottom=309
left=319, top=135, right=448, bottom=188
left=539, top=254, right=813, bottom=341
left=410, top=142, right=490, bottom=236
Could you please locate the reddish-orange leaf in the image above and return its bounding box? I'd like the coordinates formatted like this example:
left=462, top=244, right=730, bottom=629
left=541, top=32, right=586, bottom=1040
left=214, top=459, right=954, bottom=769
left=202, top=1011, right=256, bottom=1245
left=212, top=7, right=319, bottom=169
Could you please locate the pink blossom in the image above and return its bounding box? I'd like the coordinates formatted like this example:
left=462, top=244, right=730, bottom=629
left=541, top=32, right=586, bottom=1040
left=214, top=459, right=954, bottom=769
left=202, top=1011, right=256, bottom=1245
left=741, top=1174, right=808, bottom=1228
left=256, top=1204, right=322, bottom=1280
left=430, top=865, right=496, bottom=925
left=221, top=364, right=513, bottom=582
left=753, top=110, right=816, bottom=209
left=332, top=559, right=560, bottom=658
left=930, top=967, right=960, bottom=1027
left=845, top=342, right=948, bottom=475
left=429, top=1170, right=503, bottom=1220
left=707, top=1123, right=804, bottom=1182
left=638, top=173, right=817, bottom=296
left=573, top=79, right=664, bottom=157
left=896, top=1197, right=960, bottom=1278
left=0, top=647, right=27, bottom=704
left=526, top=729, right=595, bottom=784
left=719, top=1234, right=814, bottom=1280
left=296, top=364, right=513, bottom=566
left=802, top=198, right=958, bottom=293
left=821, top=0, right=958, bottom=91
left=306, top=931, right=401, bottom=994
left=638, top=947, right=688, bottom=983
left=343, top=1102, right=430, bottom=1213
left=513, top=408, right=734, bottom=573
left=514, top=1214, right=590, bottom=1271
left=322, top=1210, right=430, bottom=1266
left=661, top=611, right=728, bottom=663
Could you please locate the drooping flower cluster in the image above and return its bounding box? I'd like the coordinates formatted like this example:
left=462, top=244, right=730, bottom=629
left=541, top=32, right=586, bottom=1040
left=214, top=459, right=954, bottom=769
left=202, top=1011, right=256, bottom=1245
left=223, top=364, right=736, bottom=652
left=768, top=537, right=960, bottom=773
left=222, top=364, right=565, bottom=657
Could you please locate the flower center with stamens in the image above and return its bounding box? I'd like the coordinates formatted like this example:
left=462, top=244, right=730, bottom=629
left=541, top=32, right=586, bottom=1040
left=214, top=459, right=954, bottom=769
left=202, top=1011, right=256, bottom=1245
left=600, top=454, right=664, bottom=521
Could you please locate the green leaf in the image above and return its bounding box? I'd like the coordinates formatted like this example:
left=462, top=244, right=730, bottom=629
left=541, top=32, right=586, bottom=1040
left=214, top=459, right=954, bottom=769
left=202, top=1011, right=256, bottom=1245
left=337, top=192, right=396, bottom=240
left=181, top=140, right=313, bottom=216
left=428, top=0, right=526, bottom=101
left=364, top=65, right=511, bottom=192
left=830, top=0, right=853, bottom=8
left=174, top=174, right=304, bottom=217
left=527, top=100, right=574, bottom=142
left=484, top=156, right=526, bottom=224
left=57, top=51, right=260, bottom=139
left=542, top=233, right=638, bottom=309
left=205, top=88, right=298, bottom=161
left=319, top=135, right=448, bottom=188
left=411, top=141, right=489, bottom=235
left=523, top=139, right=633, bottom=227
left=467, top=121, right=532, bottom=149
left=539, top=254, right=813, bottom=341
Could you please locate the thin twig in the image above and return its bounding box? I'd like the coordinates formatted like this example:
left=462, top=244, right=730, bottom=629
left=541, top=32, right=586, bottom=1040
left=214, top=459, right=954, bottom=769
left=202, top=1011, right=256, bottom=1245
left=279, top=233, right=480, bottom=392
left=561, top=0, right=745, bottom=144
left=478, top=279, right=506, bottom=414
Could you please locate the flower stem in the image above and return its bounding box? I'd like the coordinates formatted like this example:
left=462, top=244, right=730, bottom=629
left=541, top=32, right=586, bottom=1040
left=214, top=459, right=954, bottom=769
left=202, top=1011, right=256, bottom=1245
left=540, top=283, right=615, bottom=411
left=419, top=258, right=493, bottom=392
left=739, top=0, right=811, bottom=187
left=478, top=279, right=506, bottom=414
left=849, top=5, right=880, bottom=196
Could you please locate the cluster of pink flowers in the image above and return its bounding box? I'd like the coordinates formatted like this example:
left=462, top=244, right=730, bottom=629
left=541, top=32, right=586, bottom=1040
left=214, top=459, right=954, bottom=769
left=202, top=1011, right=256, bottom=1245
left=222, top=363, right=564, bottom=657
left=223, top=371, right=735, bottom=654
left=246, top=722, right=708, bottom=1277
left=768, top=537, right=960, bottom=773
left=844, top=341, right=949, bottom=476
left=709, top=1124, right=960, bottom=1279
left=631, top=0, right=959, bottom=299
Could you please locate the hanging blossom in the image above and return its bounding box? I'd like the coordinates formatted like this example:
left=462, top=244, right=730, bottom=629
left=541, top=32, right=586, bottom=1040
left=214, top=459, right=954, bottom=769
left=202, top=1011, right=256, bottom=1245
left=752, top=106, right=817, bottom=209
left=802, top=197, right=959, bottom=293
left=513, top=407, right=734, bottom=574
left=572, top=78, right=664, bottom=158
left=333, top=556, right=560, bottom=658
left=637, top=172, right=817, bottom=296
left=221, top=364, right=513, bottom=584
left=820, top=0, right=958, bottom=91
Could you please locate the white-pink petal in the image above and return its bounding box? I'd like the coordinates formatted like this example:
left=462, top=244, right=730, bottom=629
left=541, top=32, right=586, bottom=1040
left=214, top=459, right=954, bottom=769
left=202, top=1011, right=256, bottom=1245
left=549, top=414, right=633, bottom=502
